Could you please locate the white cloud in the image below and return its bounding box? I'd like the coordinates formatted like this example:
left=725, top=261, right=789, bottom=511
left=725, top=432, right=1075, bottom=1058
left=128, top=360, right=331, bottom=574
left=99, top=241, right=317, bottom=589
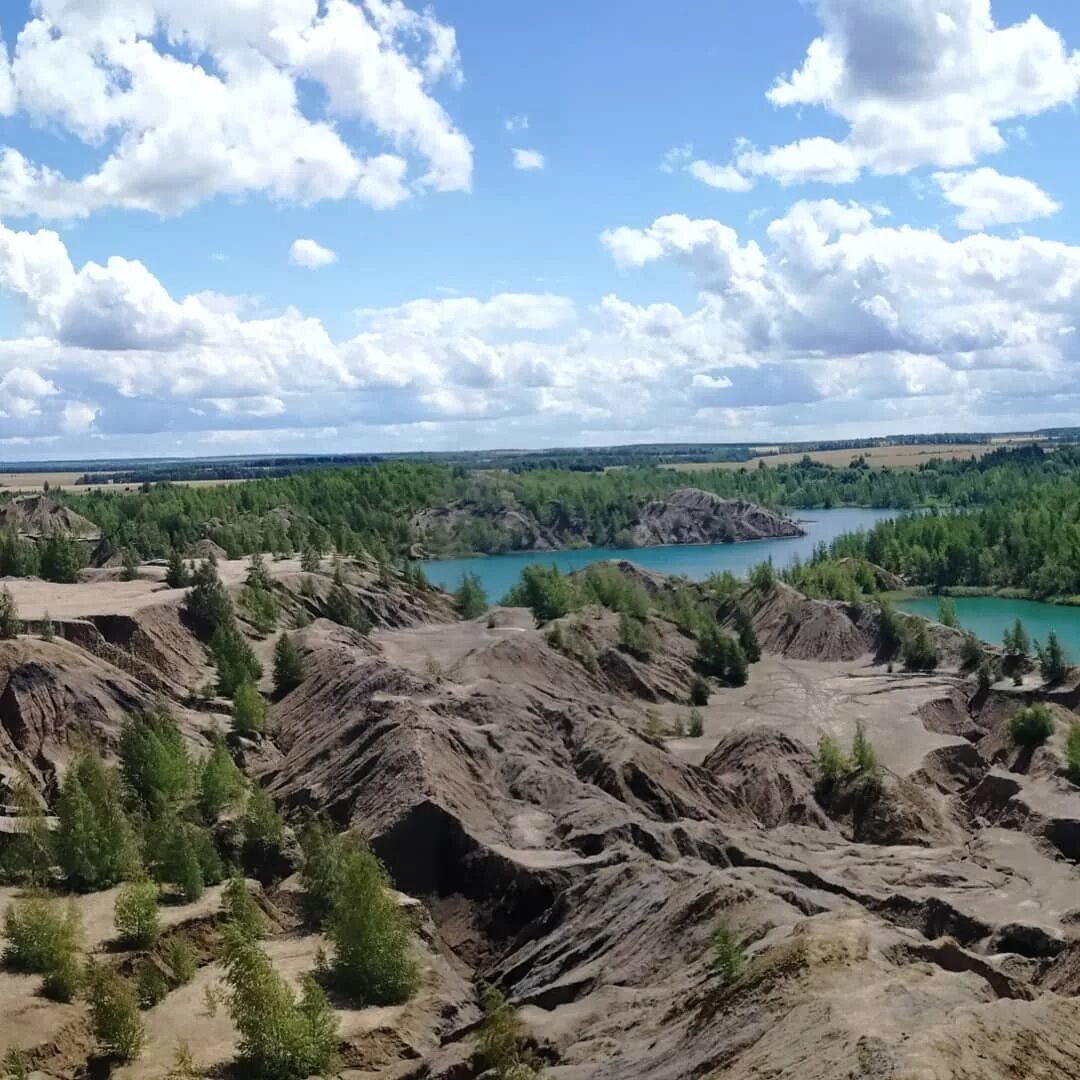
left=731, top=0, right=1080, bottom=186
left=512, top=148, right=545, bottom=171
left=290, top=239, right=338, bottom=269
left=6, top=203, right=1080, bottom=448
left=686, top=160, right=753, bottom=193
left=932, top=168, right=1060, bottom=230
left=505, top=114, right=529, bottom=132
left=0, top=0, right=472, bottom=219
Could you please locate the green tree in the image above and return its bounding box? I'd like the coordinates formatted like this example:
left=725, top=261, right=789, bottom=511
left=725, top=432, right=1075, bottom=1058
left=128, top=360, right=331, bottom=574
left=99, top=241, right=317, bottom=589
left=184, top=557, right=231, bottom=637
left=503, top=564, right=576, bottom=623
left=734, top=607, right=761, bottom=663
left=1036, top=630, right=1069, bottom=686
left=272, top=632, right=304, bottom=696
left=297, top=815, right=343, bottom=929
left=936, top=596, right=959, bottom=627
left=84, top=961, right=144, bottom=1062
left=210, top=623, right=263, bottom=698
left=245, top=552, right=273, bottom=591
left=1010, top=703, right=1055, bottom=748
left=232, top=682, right=268, bottom=737
left=221, top=925, right=339, bottom=1080
left=55, top=753, right=139, bottom=891
left=695, top=627, right=748, bottom=686
left=748, top=561, right=776, bottom=592
left=300, top=546, right=322, bottom=573
left=118, top=706, right=195, bottom=815
left=688, top=674, right=710, bottom=706
left=113, top=880, right=160, bottom=948
left=901, top=621, right=938, bottom=671
left=959, top=631, right=984, bottom=672
left=242, top=788, right=287, bottom=874
left=326, top=842, right=419, bottom=1004
left=38, top=535, right=83, bottom=583
left=160, top=937, right=198, bottom=987
left=197, top=738, right=246, bottom=822
left=2, top=898, right=82, bottom=1002
left=0, top=586, right=19, bottom=639
left=39, top=610, right=55, bottom=642
left=222, top=875, right=268, bottom=940
left=815, top=733, right=848, bottom=789
left=1066, top=722, right=1080, bottom=783
left=121, top=547, right=139, bottom=582
left=687, top=708, right=705, bottom=737
left=617, top=612, right=655, bottom=660
left=454, top=572, right=488, bottom=619
left=1, top=775, right=53, bottom=888
left=711, top=917, right=746, bottom=986
left=165, top=549, right=190, bottom=588
left=877, top=600, right=903, bottom=657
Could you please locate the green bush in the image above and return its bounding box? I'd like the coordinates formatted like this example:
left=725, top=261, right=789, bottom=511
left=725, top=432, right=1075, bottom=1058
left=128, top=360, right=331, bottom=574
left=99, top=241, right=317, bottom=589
left=815, top=734, right=848, bottom=789
left=55, top=752, right=140, bottom=892
left=695, top=627, right=748, bottom=686
left=221, top=926, right=339, bottom=1080
left=242, top=788, right=287, bottom=873
left=211, top=623, right=263, bottom=698
left=959, top=631, right=984, bottom=672
left=687, top=708, right=705, bottom=738
left=84, top=962, right=144, bottom=1062
left=160, top=937, right=198, bottom=987
left=1010, top=704, right=1055, bottom=748
left=473, top=985, right=539, bottom=1080
left=1066, top=723, right=1080, bottom=782
left=137, top=966, right=169, bottom=1009
left=748, top=561, right=776, bottom=592
left=272, top=632, right=305, bottom=696
left=454, top=573, right=489, bottom=619
left=617, top=612, right=655, bottom=660
left=148, top=818, right=223, bottom=902
left=232, top=682, right=268, bottom=737
left=119, top=705, right=195, bottom=815
left=114, top=881, right=160, bottom=948
left=877, top=600, right=903, bottom=657
left=165, top=549, right=190, bottom=588
left=734, top=607, right=761, bottom=664
left=2, top=899, right=82, bottom=1002
left=901, top=621, right=938, bottom=672
left=327, top=842, right=419, bottom=1005
left=297, top=815, right=343, bottom=929
left=710, top=917, right=746, bottom=986
left=936, top=596, right=959, bottom=627
left=503, top=564, right=576, bottom=623
left=688, top=675, right=710, bottom=706
left=222, top=876, right=268, bottom=940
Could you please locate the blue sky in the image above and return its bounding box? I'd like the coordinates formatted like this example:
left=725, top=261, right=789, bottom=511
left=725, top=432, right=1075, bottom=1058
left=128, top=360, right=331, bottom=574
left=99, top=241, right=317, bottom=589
left=2, top=0, right=1080, bottom=458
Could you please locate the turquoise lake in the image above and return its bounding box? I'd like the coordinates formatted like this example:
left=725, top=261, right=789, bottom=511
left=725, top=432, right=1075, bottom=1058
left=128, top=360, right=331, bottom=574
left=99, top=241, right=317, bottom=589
left=423, top=507, right=896, bottom=602
left=897, top=596, right=1080, bottom=662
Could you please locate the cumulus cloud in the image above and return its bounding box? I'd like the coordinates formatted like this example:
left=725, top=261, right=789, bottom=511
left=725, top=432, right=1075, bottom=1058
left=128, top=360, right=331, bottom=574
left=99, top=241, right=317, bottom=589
left=0, top=0, right=471, bottom=219
left=686, top=160, right=753, bottom=193
left=932, top=168, right=1061, bottom=230
left=6, top=203, right=1080, bottom=449
left=512, top=148, right=545, bottom=171
left=705, top=0, right=1080, bottom=190
left=290, top=239, right=338, bottom=269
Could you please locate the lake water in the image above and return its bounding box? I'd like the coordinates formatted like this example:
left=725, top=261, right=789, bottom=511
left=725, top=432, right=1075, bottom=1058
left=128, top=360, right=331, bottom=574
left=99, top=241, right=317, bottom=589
left=898, top=596, right=1080, bottom=661
left=424, top=507, right=895, bottom=602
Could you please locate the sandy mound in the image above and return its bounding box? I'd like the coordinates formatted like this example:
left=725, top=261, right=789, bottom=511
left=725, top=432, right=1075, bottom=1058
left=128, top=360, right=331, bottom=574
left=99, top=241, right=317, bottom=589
left=0, top=494, right=101, bottom=541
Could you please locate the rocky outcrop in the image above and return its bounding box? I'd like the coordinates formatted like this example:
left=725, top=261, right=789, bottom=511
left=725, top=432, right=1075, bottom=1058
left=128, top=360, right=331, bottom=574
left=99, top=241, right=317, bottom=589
left=630, top=488, right=803, bottom=546
left=414, top=487, right=803, bottom=553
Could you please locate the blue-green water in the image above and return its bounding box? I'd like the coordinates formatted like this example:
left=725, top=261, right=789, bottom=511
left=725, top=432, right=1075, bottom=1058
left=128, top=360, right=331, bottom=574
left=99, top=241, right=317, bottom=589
left=424, top=508, right=895, bottom=601
left=898, top=596, right=1080, bottom=662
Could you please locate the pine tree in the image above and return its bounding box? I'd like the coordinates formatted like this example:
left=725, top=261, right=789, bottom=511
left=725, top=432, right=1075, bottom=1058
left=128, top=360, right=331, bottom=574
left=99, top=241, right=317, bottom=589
left=734, top=607, right=761, bottom=664
left=297, top=814, right=343, bottom=929
left=197, top=737, right=246, bottom=822
left=118, top=706, right=195, bottom=815
left=245, top=552, right=272, bottom=591
left=120, top=548, right=139, bottom=582
left=2, top=775, right=53, bottom=888
left=184, top=557, right=231, bottom=637
left=165, top=549, right=190, bottom=588
left=1036, top=630, right=1069, bottom=685
left=272, top=633, right=304, bottom=696
left=232, top=682, right=268, bottom=737
left=39, top=610, right=55, bottom=642
left=300, top=546, right=322, bottom=573
left=454, top=573, right=488, bottom=619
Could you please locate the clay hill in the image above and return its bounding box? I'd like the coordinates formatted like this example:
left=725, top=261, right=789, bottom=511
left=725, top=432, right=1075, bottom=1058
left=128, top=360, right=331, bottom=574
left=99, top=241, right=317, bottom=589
left=413, top=486, right=803, bottom=552
left=3, top=557, right=1080, bottom=1078
left=0, top=494, right=101, bottom=542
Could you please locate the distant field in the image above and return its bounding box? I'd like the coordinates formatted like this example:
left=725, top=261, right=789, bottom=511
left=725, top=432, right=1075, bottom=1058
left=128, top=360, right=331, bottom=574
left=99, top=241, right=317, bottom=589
left=668, top=440, right=1043, bottom=472
left=0, top=471, right=247, bottom=493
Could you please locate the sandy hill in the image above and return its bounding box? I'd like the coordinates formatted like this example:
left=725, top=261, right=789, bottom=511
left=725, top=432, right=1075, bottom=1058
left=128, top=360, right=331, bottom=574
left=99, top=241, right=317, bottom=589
left=0, top=494, right=101, bottom=541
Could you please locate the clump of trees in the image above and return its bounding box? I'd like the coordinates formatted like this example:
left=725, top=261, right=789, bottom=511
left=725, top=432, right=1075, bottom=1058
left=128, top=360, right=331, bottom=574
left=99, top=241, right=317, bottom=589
left=695, top=626, right=748, bottom=687
left=901, top=620, right=938, bottom=672
left=815, top=720, right=882, bottom=797
left=454, top=573, right=488, bottom=619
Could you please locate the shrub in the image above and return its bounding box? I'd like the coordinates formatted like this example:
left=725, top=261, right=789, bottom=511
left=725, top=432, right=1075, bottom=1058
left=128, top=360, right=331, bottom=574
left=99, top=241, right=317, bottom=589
left=0, top=586, right=19, bottom=639
left=503, top=564, right=576, bottom=623
left=55, top=752, right=140, bottom=892
left=325, top=569, right=369, bottom=632
left=84, top=962, right=144, bottom=1062
left=687, top=708, right=705, bottom=738
left=1066, top=723, right=1080, bottom=783
left=1036, top=630, right=1069, bottom=686
left=119, top=705, right=195, bottom=815
left=454, top=573, right=488, bottom=619
left=222, top=876, right=268, bottom=940
left=695, top=627, right=748, bottom=686
left=474, top=985, right=539, bottom=1080
left=815, top=734, right=848, bottom=789
left=877, top=600, right=903, bottom=657
left=977, top=660, right=994, bottom=693
left=960, top=632, right=984, bottom=672
left=231, top=682, right=268, bottom=737
left=2, top=899, right=82, bottom=1003
left=39, top=535, right=83, bottom=584
left=851, top=720, right=880, bottom=778
left=221, top=926, right=339, bottom=1080
left=165, top=549, right=190, bottom=589
left=40, top=611, right=55, bottom=642
left=748, top=561, right=776, bottom=592
left=617, top=612, right=655, bottom=660
left=184, top=557, right=231, bottom=637
left=121, top=548, right=139, bottom=582
left=734, top=607, right=761, bottom=664
left=137, top=966, right=169, bottom=1009
left=688, top=675, right=710, bottom=706
left=1, top=1047, right=30, bottom=1080
left=1010, top=704, right=1055, bottom=748
left=901, top=621, right=938, bottom=672
left=327, top=842, right=419, bottom=1005
left=245, top=553, right=273, bottom=591
left=300, top=546, right=322, bottom=573
left=160, top=937, right=198, bottom=987
left=711, top=917, right=746, bottom=986
left=272, top=632, right=304, bottom=696
left=114, top=881, right=160, bottom=948
left=148, top=818, right=223, bottom=903
left=197, top=738, right=247, bottom=822
left=211, top=624, right=263, bottom=698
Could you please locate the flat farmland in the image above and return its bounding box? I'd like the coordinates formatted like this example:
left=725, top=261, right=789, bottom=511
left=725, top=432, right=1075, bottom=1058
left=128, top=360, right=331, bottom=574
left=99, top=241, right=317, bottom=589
left=0, top=472, right=250, bottom=493
left=668, top=440, right=1043, bottom=472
